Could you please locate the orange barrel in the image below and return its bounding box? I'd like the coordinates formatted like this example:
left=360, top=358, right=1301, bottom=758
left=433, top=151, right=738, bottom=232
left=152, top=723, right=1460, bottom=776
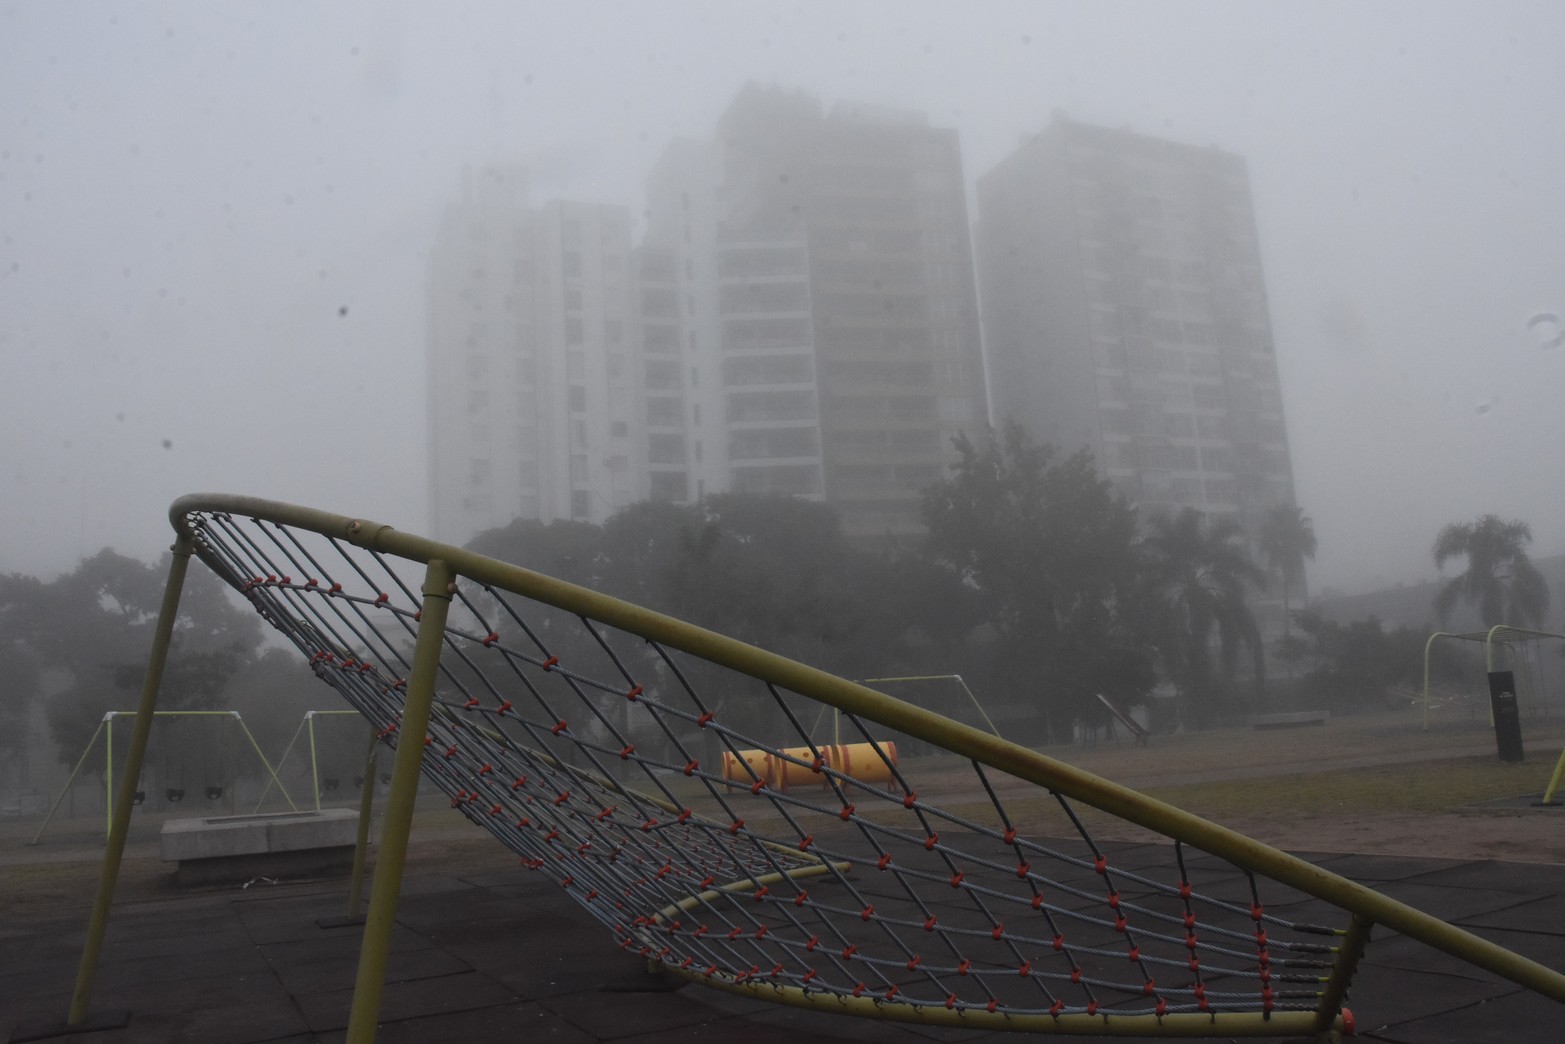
left=771, top=745, right=833, bottom=791
left=721, top=748, right=773, bottom=789
left=828, top=741, right=897, bottom=787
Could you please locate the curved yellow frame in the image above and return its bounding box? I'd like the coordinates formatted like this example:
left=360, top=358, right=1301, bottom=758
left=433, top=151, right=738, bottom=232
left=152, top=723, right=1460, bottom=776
left=58, top=494, right=1565, bottom=1043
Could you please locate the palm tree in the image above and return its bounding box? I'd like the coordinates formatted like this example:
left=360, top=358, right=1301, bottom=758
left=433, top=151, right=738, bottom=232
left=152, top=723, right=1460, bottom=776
left=1141, top=508, right=1268, bottom=728
left=1259, top=504, right=1317, bottom=641
left=1432, top=515, right=1550, bottom=628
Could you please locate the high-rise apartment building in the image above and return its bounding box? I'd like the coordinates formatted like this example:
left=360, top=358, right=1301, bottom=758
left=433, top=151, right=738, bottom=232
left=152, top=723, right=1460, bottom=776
left=976, top=115, right=1299, bottom=588
left=426, top=168, right=646, bottom=545
left=644, top=85, right=989, bottom=541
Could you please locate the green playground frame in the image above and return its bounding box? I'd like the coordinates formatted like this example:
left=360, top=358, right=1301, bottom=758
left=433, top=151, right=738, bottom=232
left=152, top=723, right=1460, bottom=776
left=53, top=494, right=1565, bottom=1043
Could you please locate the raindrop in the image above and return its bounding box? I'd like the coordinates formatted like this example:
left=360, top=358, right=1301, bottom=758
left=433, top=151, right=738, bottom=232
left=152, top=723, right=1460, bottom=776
left=338, top=305, right=349, bottom=317
left=161, top=438, right=173, bottom=449
left=1474, top=399, right=1493, bottom=415
left=1526, top=312, right=1562, bottom=350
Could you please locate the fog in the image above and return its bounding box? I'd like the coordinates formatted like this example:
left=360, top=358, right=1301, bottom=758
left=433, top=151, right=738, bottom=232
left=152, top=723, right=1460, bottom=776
left=3, top=0, right=1562, bottom=597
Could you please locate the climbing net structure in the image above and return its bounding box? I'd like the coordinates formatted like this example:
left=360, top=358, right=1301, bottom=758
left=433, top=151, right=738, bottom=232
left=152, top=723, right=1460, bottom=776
left=168, top=495, right=1565, bottom=1037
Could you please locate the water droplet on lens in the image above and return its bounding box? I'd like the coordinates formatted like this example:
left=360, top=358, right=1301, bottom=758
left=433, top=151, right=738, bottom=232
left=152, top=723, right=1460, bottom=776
left=1526, top=312, right=1562, bottom=350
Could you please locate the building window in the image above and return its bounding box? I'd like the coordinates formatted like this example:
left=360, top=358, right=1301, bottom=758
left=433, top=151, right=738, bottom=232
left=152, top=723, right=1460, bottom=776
left=571, top=489, right=590, bottom=518
left=563, top=252, right=582, bottom=279
left=611, top=421, right=628, bottom=438
left=569, top=385, right=587, bottom=412
left=566, top=317, right=584, bottom=344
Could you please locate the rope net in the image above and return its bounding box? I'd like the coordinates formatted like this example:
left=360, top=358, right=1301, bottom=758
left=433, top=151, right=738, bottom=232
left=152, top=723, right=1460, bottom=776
left=181, top=507, right=1351, bottom=1034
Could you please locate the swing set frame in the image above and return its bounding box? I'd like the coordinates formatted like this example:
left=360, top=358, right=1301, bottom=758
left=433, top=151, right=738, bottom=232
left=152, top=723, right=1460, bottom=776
left=28, top=708, right=293, bottom=843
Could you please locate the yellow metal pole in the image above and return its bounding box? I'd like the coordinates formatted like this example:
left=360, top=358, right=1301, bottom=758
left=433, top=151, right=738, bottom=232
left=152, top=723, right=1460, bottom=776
left=104, top=714, right=114, bottom=840
left=1542, top=746, right=1565, bottom=805
left=344, top=558, right=453, bottom=1044
left=29, top=719, right=107, bottom=846
left=308, top=711, right=323, bottom=811
left=345, top=729, right=379, bottom=921
left=1313, top=913, right=1373, bottom=1036
left=68, top=537, right=193, bottom=1026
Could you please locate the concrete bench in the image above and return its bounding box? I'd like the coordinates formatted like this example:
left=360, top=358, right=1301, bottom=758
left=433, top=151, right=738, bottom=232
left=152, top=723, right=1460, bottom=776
left=160, top=808, right=362, bottom=886
left=1249, top=710, right=1330, bottom=730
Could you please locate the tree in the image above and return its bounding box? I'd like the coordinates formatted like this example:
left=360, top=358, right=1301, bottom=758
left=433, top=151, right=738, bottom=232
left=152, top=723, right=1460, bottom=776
left=1288, top=610, right=1434, bottom=714
left=923, top=421, right=1151, bottom=742
left=1140, top=508, right=1267, bottom=728
left=1432, top=515, right=1550, bottom=628
left=5, top=550, right=265, bottom=770
left=1259, top=504, right=1317, bottom=641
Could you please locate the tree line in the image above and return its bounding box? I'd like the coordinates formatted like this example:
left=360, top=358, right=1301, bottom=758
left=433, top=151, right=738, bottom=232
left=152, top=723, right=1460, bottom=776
left=2, top=423, right=1553, bottom=786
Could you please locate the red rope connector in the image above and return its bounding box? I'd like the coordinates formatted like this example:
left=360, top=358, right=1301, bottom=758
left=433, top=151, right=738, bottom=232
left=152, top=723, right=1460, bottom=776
left=477, top=763, right=493, bottom=775
left=841, top=944, right=857, bottom=960
left=991, top=923, right=1004, bottom=940
left=944, top=994, right=958, bottom=1009
left=727, top=819, right=744, bottom=835
left=641, top=818, right=658, bottom=832
left=444, top=744, right=458, bottom=758
left=838, top=804, right=855, bottom=821
left=676, top=808, right=692, bottom=824
left=624, top=685, right=642, bottom=701
left=805, top=936, right=819, bottom=952
left=1128, top=946, right=1141, bottom=962
left=696, top=711, right=714, bottom=727
left=956, top=959, right=970, bottom=976
left=541, top=656, right=558, bottom=671
left=876, top=853, right=891, bottom=870
left=682, top=759, right=698, bottom=776
left=906, top=956, right=921, bottom=971
left=374, top=592, right=389, bottom=605
left=1016, top=861, right=1030, bottom=879
left=1052, top=934, right=1066, bottom=951
left=924, top=832, right=939, bottom=850
left=1070, top=968, right=1082, bottom=983
left=619, top=744, right=635, bottom=760
left=860, top=905, right=874, bottom=921
left=902, top=791, right=917, bottom=808
left=329, top=582, right=343, bottom=594
left=496, top=699, right=511, bottom=714
left=511, top=775, right=527, bottom=790
left=949, top=872, right=964, bottom=888
left=793, top=891, right=809, bottom=907
left=553, top=791, right=570, bottom=806
left=1094, top=855, right=1108, bottom=874
left=1087, top=1000, right=1100, bottom=1016
left=1032, top=894, right=1046, bottom=910
left=1251, top=902, right=1265, bottom=921
left=463, top=698, right=479, bottom=710
left=752, top=886, right=769, bottom=901
left=922, top=915, right=938, bottom=932
left=551, top=719, right=568, bottom=735
left=749, top=779, right=765, bottom=795
left=798, top=835, right=813, bottom=852
left=802, top=969, right=817, bottom=984
left=1050, top=999, right=1064, bottom=1016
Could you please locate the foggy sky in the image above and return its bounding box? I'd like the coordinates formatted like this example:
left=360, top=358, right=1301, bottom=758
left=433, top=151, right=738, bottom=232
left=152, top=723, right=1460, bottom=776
left=3, top=0, right=1563, bottom=601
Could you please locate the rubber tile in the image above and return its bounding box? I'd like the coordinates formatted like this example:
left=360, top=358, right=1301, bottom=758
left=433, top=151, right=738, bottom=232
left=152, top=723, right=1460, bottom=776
left=293, top=968, right=521, bottom=1033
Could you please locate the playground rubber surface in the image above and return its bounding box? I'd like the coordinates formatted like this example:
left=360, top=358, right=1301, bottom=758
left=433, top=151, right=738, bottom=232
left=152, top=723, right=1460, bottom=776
left=4, top=825, right=1564, bottom=1044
